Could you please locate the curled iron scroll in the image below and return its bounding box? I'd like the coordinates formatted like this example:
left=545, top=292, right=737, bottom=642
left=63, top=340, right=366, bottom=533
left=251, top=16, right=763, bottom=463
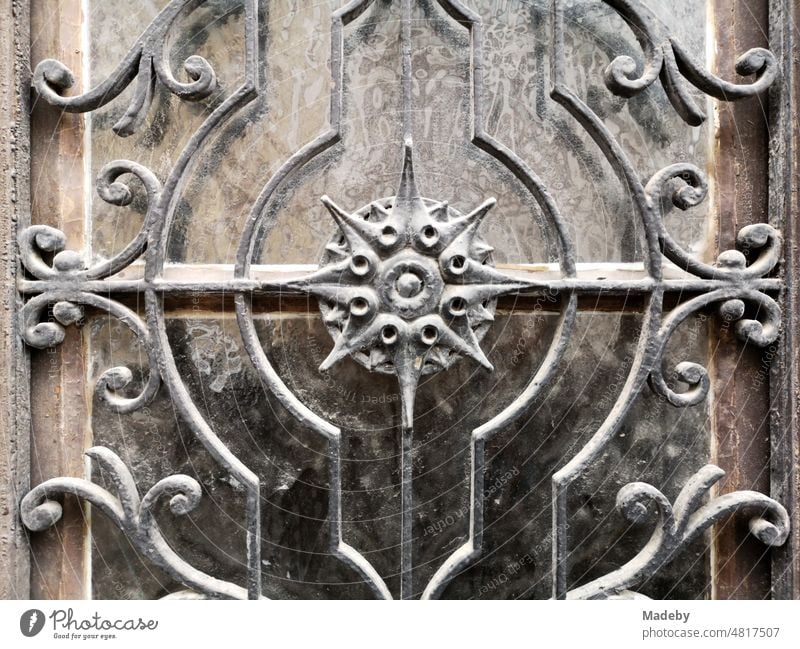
left=567, top=465, right=789, bottom=599
left=33, top=0, right=219, bottom=136
left=21, top=447, right=253, bottom=600
left=601, top=0, right=778, bottom=125
left=550, top=0, right=784, bottom=601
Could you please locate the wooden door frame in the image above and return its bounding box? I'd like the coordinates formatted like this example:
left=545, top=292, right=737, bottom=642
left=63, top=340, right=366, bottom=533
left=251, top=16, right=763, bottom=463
left=0, top=0, right=31, bottom=601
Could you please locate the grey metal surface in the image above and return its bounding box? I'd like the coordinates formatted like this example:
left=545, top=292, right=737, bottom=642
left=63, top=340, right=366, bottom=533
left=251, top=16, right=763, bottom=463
left=16, top=0, right=791, bottom=600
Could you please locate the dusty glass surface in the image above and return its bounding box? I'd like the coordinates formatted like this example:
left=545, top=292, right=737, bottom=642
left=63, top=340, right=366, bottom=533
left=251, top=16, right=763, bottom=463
left=85, top=0, right=712, bottom=267
left=75, top=0, right=718, bottom=601
left=89, top=310, right=710, bottom=599
left=87, top=0, right=251, bottom=265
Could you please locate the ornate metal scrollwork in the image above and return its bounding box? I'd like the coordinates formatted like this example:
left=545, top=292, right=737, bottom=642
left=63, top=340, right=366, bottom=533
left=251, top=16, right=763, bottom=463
left=33, top=0, right=220, bottom=136
left=567, top=465, right=790, bottom=600
left=20, top=447, right=252, bottom=599
left=645, top=164, right=783, bottom=281
left=600, top=0, right=778, bottom=125
left=19, top=161, right=162, bottom=280
left=20, top=291, right=161, bottom=413
left=17, top=0, right=788, bottom=601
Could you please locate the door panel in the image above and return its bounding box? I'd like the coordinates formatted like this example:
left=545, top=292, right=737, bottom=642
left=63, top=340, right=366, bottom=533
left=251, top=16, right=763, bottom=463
left=4, top=0, right=796, bottom=601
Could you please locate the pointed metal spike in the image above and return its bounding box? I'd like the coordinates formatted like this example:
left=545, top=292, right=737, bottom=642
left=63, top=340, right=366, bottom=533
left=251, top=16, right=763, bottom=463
left=319, top=316, right=384, bottom=372
left=397, top=138, right=420, bottom=204
left=319, top=337, right=352, bottom=371
left=432, top=318, right=494, bottom=371
left=457, top=319, right=495, bottom=371
left=466, top=341, right=494, bottom=371
left=370, top=202, right=391, bottom=222
left=393, top=345, right=421, bottom=431
left=321, top=195, right=362, bottom=244
left=431, top=198, right=497, bottom=252
left=464, top=198, right=497, bottom=226
left=468, top=348, right=494, bottom=371
left=458, top=261, right=531, bottom=289
left=471, top=304, right=495, bottom=323
left=393, top=140, right=428, bottom=231
left=440, top=198, right=496, bottom=245
left=322, top=195, right=388, bottom=254
left=286, top=261, right=350, bottom=293
left=428, top=200, right=449, bottom=222
left=320, top=195, right=351, bottom=225
left=466, top=343, right=493, bottom=371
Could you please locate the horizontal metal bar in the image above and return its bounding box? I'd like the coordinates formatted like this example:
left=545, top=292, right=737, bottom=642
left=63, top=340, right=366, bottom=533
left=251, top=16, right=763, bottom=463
left=18, top=262, right=784, bottom=296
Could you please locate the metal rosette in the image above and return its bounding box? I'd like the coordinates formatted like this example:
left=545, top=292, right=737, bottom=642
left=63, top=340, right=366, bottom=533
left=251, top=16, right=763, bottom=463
left=318, top=196, right=498, bottom=376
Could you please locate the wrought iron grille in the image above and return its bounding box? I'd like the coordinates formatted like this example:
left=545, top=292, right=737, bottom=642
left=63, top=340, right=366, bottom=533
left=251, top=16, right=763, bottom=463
left=16, top=0, right=792, bottom=600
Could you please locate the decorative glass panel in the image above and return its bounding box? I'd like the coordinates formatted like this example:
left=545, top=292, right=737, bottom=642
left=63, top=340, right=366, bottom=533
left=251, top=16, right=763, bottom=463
left=18, top=0, right=788, bottom=602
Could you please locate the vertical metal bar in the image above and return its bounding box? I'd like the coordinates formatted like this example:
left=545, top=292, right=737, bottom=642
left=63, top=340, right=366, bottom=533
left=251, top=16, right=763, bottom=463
left=0, top=0, right=31, bottom=600
left=399, top=0, right=414, bottom=600
left=400, top=424, right=413, bottom=599
left=401, top=0, right=413, bottom=143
